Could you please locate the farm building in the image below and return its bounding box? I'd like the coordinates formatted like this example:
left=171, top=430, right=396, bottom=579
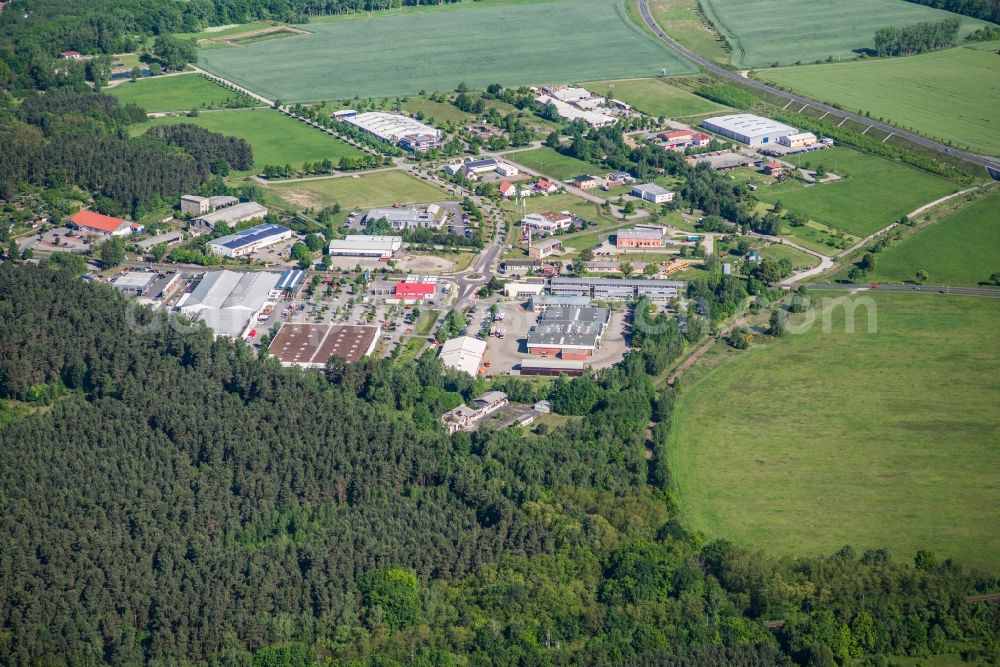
left=438, top=336, right=488, bottom=377
left=191, top=201, right=268, bottom=231
left=702, top=114, right=798, bottom=146
left=519, top=358, right=586, bottom=377
left=779, top=132, right=817, bottom=148
left=529, top=238, right=563, bottom=259
left=69, top=210, right=140, bottom=237
left=268, top=323, right=378, bottom=368
left=527, top=305, right=611, bottom=360
left=365, top=205, right=443, bottom=230
left=111, top=271, right=158, bottom=297
left=521, top=211, right=572, bottom=234
left=549, top=276, right=684, bottom=302
left=180, top=194, right=238, bottom=216
left=176, top=270, right=282, bottom=338
left=631, top=183, right=675, bottom=204
left=327, top=235, right=402, bottom=260
left=207, top=223, right=292, bottom=258
left=342, top=112, right=443, bottom=151
left=616, top=228, right=663, bottom=249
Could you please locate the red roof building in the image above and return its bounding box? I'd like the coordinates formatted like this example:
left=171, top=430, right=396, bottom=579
left=70, top=210, right=132, bottom=236
left=0, top=3, right=9, bottom=13
left=60, top=50, right=82, bottom=60
left=498, top=181, right=516, bottom=198
left=763, top=161, right=784, bottom=176
left=394, top=281, right=436, bottom=300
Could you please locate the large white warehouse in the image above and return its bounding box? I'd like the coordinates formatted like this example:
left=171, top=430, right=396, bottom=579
left=342, top=112, right=443, bottom=151
left=702, top=114, right=798, bottom=146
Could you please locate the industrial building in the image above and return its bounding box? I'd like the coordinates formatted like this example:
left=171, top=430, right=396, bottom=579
left=527, top=305, right=611, bottom=360
left=207, top=223, right=292, bottom=259
left=530, top=293, right=591, bottom=312
left=137, top=231, right=184, bottom=251
left=393, top=280, right=436, bottom=302
left=342, top=112, right=443, bottom=151
left=111, top=271, right=159, bottom=296
left=535, top=87, right=617, bottom=128
left=365, top=205, right=443, bottom=231
left=176, top=270, right=282, bottom=338
left=69, top=210, right=140, bottom=237
left=440, top=391, right=508, bottom=434
left=268, top=323, right=378, bottom=368
left=327, top=235, right=402, bottom=260
left=549, top=276, right=684, bottom=302
left=778, top=132, right=817, bottom=148
left=656, top=129, right=712, bottom=151
left=519, top=358, right=585, bottom=377
left=504, top=281, right=546, bottom=298
left=180, top=194, right=238, bottom=216
left=529, top=238, right=563, bottom=259
left=702, top=114, right=799, bottom=146
left=521, top=211, right=572, bottom=234
left=615, top=228, right=663, bottom=249
left=191, top=201, right=268, bottom=230
left=631, top=183, right=675, bottom=204
left=438, top=336, right=487, bottom=377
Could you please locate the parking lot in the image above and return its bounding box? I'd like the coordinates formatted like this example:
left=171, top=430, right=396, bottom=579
left=19, top=228, right=91, bottom=254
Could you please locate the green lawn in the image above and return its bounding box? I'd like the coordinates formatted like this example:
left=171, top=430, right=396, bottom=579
left=700, top=0, right=988, bottom=67
left=868, top=190, right=1000, bottom=287
left=197, top=0, right=694, bottom=102
left=108, top=74, right=247, bottom=113
left=503, top=147, right=605, bottom=182
left=583, top=77, right=727, bottom=118
left=668, top=292, right=1000, bottom=572
left=400, top=97, right=475, bottom=126
left=757, top=43, right=1000, bottom=157
left=756, top=147, right=958, bottom=237
left=757, top=242, right=820, bottom=269
left=132, top=109, right=363, bottom=170
left=269, top=170, right=451, bottom=210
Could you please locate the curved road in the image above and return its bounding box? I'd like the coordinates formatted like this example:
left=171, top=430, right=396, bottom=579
left=636, top=0, right=1000, bottom=178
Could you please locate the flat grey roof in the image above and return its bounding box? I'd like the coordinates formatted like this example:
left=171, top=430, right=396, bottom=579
left=702, top=113, right=797, bottom=138
left=539, top=305, right=610, bottom=325
left=551, top=277, right=684, bottom=288
left=617, top=228, right=662, bottom=240
left=632, top=183, right=673, bottom=196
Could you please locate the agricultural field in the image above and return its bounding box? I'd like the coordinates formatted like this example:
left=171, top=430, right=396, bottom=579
left=107, top=74, right=249, bottom=113
left=757, top=43, right=1000, bottom=156
left=503, top=147, right=606, bottom=182
left=698, top=0, right=988, bottom=67
left=197, top=0, right=694, bottom=102
left=640, top=0, right=730, bottom=65
left=668, top=292, right=1000, bottom=572
left=268, top=170, right=450, bottom=210
left=866, top=190, right=1000, bottom=287
left=132, top=110, right=363, bottom=171
left=756, top=147, right=959, bottom=237
left=583, top=77, right=727, bottom=118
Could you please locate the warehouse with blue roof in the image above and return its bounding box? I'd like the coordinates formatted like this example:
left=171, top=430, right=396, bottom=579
left=207, top=223, right=293, bottom=259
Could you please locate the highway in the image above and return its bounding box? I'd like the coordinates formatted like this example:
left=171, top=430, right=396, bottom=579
left=805, top=283, right=1000, bottom=298
left=635, top=0, right=1000, bottom=178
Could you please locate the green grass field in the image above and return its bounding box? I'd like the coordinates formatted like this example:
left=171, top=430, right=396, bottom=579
left=756, top=147, right=958, bottom=237
left=583, top=77, right=727, bottom=118
left=503, top=147, right=606, bottom=182
left=132, top=109, right=363, bottom=170
left=197, top=0, right=694, bottom=102
left=699, top=0, right=988, bottom=67
left=757, top=43, right=1000, bottom=156
left=867, top=191, right=1000, bottom=287
left=399, top=97, right=475, bottom=126
left=108, top=74, right=248, bottom=113
left=641, top=0, right=730, bottom=65
left=757, top=242, right=820, bottom=269
left=668, top=292, right=1000, bottom=572
left=269, top=170, right=450, bottom=210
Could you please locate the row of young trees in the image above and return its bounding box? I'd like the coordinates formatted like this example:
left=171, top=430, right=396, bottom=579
left=872, top=17, right=962, bottom=56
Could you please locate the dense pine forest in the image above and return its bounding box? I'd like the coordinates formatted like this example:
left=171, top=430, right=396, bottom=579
left=0, top=264, right=998, bottom=665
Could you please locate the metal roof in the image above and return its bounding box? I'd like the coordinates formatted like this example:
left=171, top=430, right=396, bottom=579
left=209, top=223, right=290, bottom=251
left=702, top=113, right=797, bottom=138
left=193, top=201, right=268, bottom=227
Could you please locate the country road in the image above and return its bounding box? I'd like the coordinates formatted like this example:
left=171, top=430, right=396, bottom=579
left=635, top=0, right=1000, bottom=178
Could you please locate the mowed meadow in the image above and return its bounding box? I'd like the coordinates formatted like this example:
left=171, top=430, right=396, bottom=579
left=668, top=292, right=1000, bottom=572
left=758, top=42, right=1000, bottom=156
left=107, top=74, right=249, bottom=113
left=699, top=0, right=988, bottom=66
left=197, top=0, right=694, bottom=102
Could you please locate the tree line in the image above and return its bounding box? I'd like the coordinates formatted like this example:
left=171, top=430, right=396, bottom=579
left=901, top=0, right=1000, bottom=24
left=872, top=17, right=962, bottom=56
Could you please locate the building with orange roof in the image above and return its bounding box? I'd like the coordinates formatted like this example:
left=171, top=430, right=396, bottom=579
left=69, top=210, right=134, bottom=237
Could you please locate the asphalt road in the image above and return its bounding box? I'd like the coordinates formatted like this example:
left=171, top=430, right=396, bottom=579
left=805, top=283, right=1000, bottom=298
left=636, top=0, right=1000, bottom=178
